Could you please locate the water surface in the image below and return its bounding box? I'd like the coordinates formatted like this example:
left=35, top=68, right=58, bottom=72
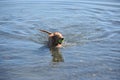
left=0, top=0, right=120, bottom=80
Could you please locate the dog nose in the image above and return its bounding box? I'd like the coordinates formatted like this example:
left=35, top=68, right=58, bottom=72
left=61, top=38, right=64, bottom=40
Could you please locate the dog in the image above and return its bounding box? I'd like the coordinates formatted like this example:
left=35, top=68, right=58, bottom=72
left=40, top=29, right=64, bottom=48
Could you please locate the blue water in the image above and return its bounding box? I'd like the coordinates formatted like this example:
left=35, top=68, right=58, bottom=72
left=0, top=0, right=120, bottom=80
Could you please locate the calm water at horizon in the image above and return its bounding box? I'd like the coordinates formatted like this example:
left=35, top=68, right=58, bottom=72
left=0, top=0, right=120, bottom=80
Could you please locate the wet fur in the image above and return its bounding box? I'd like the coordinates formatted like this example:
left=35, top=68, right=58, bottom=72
left=40, top=29, right=64, bottom=48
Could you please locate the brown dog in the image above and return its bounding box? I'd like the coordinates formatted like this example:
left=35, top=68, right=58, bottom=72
left=40, top=30, right=64, bottom=48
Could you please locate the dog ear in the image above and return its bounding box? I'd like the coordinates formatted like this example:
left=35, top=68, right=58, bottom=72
left=51, top=36, right=57, bottom=45
left=52, top=36, right=57, bottom=39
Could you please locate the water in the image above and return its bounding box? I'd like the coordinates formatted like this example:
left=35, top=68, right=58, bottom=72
left=0, top=0, right=120, bottom=80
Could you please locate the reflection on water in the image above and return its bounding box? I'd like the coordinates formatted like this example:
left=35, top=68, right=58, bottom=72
left=50, top=47, right=64, bottom=62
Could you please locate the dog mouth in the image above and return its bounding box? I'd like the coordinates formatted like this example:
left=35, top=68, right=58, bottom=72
left=54, top=38, right=64, bottom=48
left=58, top=38, right=64, bottom=44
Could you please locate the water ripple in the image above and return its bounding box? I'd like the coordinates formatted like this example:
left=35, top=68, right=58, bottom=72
left=0, top=0, right=120, bottom=80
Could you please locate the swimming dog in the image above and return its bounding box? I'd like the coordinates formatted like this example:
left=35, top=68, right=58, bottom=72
left=40, top=29, right=64, bottom=48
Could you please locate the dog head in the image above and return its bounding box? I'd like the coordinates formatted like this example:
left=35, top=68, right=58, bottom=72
left=50, top=32, right=64, bottom=48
